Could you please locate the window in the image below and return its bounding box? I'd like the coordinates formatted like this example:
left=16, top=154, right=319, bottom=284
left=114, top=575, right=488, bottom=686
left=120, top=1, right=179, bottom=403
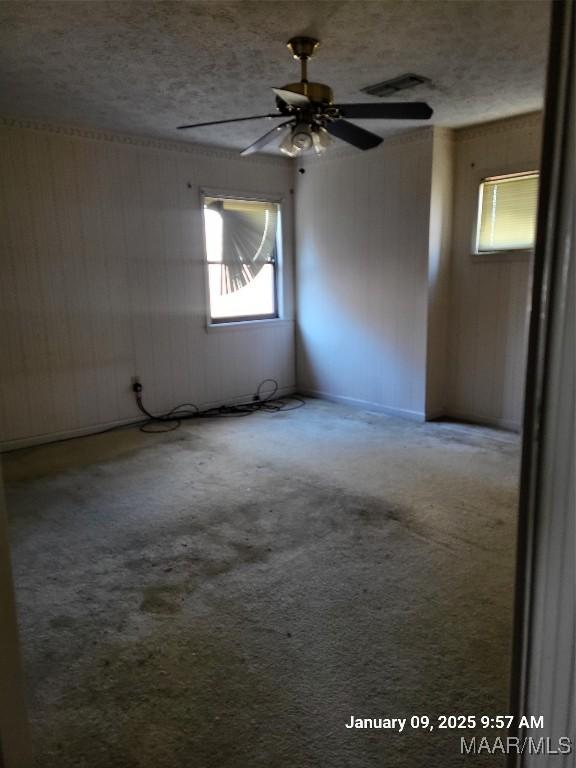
left=202, top=195, right=280, bottom=323
left=476, top=171, right=539, bottom=253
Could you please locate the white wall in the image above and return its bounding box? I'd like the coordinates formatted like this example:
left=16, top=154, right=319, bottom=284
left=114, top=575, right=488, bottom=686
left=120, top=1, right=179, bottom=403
left=447, top=113, right=543, bottom=430
left=0, top=119, right=295, bottom=449
left=295, top=129, right=435, bottom=420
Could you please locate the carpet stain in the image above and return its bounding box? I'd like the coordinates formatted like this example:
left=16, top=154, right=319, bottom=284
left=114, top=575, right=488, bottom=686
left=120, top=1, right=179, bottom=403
left=49, top=615, right=77, bottom=630
left=140, top=585, right=184, bottom=615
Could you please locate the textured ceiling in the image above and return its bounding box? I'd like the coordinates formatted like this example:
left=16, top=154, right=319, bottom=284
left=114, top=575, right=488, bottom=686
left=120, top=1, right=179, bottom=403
left=0, top=0, right=551, bottom=152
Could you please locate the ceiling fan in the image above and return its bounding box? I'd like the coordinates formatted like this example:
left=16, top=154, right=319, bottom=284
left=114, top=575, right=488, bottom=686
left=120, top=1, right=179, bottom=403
left=177, top=37, right=433, bottom=157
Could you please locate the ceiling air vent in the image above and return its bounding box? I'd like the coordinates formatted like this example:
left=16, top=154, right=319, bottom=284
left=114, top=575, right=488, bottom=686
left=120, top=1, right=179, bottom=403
left=361, top=73, right=430, bottom=98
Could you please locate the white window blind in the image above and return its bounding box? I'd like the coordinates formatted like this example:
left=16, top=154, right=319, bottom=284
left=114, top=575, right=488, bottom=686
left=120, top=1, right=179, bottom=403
left=476, top=172, right=539, bottom=252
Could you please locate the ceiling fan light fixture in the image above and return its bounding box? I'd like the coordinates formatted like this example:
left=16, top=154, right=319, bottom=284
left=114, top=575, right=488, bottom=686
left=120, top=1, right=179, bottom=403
left=279, top=131, right=299, bottom=157
left=279, top=123, right=315, bottom=156
left=291, top=123, right=314, bottom=152
left=312, top=126, right=332, bottom=155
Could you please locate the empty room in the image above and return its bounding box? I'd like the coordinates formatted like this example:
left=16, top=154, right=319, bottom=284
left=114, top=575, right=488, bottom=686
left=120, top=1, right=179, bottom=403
left=1, top=1, right=573, bottom=767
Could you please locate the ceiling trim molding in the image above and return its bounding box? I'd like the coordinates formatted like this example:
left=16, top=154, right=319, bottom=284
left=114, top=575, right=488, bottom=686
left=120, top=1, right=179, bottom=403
left=0, top=112, right=543, bottom=162
left=455, top=111, right=543, bottom=142
left=0, top=115, right=293, bottom=167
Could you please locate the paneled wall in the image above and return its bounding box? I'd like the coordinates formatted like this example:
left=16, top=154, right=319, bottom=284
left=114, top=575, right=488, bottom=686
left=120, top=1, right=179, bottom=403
left=447, top=113, right=543, bottom=430
left=295, top=129, right=435, bottom=420
left=295, top=114, right=541, bottom=431
left=0, top=113, right=543, bottom=446
left=426, top=128, right=455, bottom=418
left=0, top=120, right=295, bottom=449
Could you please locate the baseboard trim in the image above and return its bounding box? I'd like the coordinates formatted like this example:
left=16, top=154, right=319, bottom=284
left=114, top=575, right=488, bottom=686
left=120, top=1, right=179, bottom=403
left=300, top=389, right=426, bottom=422
left=0, top=385, right=297, bottom=452
left=442, top=410, right=521, bottom=433
left=0, top=416, right=144, bottom=453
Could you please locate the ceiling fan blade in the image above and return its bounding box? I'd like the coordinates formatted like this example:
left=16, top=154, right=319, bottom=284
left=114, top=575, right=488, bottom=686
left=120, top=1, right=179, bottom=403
left=335, top=102, right=433, bottom=120
left=272, top=88, right=310, bottom=107
left=325, top=119, right=383, bottom=150
left=177, top=114, right=282, bottom=130
left=240, top=120, right=294, bottom=156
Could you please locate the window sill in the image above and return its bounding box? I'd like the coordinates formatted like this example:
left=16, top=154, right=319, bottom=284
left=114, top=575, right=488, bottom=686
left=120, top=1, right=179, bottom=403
left=471, top=249, right=533, bottom=263
left=205, top=318, right=292, bottom=333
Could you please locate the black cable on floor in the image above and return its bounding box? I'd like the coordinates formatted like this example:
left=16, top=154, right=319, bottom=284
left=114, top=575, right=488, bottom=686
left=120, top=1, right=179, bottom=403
left=134, top=378, right=305, bottom=433
left=2, top=381, right=305, bottom=453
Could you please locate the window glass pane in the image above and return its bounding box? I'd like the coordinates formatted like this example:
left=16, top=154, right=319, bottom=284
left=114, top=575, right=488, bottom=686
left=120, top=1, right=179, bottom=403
left=204, top=208, right=223, bottom=262
left=477, top=173, right=539, bottom=252
left=208, top=263, right=276, bottom=320
left=203, top=197, right=280, bottom=322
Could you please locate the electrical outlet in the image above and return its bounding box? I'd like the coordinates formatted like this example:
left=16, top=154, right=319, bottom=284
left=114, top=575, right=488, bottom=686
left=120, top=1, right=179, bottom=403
left=131, top=376, right=142, bottom=393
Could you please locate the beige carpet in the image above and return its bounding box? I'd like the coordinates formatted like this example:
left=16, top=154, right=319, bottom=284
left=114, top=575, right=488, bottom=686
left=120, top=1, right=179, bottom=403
left=4, top=400, right=520, bottom=767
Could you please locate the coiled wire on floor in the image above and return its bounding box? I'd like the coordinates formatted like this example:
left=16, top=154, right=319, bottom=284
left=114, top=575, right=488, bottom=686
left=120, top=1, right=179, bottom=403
left=135, top=378, right=305, bottom=433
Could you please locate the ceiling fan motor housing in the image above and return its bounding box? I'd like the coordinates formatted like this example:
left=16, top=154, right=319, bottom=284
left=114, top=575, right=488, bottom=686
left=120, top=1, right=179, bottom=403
left=277, top=81, right=334, bottom=107
left=281, top=36, right=334, bottom=109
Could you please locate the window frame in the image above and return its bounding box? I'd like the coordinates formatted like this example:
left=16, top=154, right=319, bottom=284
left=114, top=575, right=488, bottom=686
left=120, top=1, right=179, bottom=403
left=471, top=168, right=539, bottom=261
left=199, top=188, right=283, bottom=328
